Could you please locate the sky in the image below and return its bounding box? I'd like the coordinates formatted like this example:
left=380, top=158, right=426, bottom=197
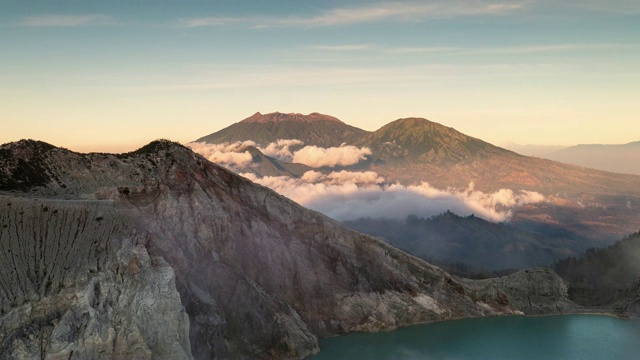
left=1, top=0, right=639, bottom=152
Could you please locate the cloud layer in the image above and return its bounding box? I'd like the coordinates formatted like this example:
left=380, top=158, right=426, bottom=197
left=291, top=145, right=371, bottom=167
left=188, top=141, right=255, bottom=168
left=189, top=140, right=371, bottom=168
left=189, top=141, right=545, bottom=222
left=20, top=14, right=114, bottom=27
left=241, top=171, right=545, bottom=222
left=179, top=1, right=526, bottom=28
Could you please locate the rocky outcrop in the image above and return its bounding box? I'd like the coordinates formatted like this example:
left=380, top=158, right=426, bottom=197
left=460, top=268, right=578, bottom=315
left=0, top=197, right=191, bottom=359
left=612, top=279, right=640, bottom=318
left=0, top=140, right=579, bottom=359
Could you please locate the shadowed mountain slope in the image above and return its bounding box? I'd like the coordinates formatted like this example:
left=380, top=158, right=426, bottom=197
left=240, top=145, right=312, bottom=178
left=0, top=139, right=582, bottom=359
left=343, top=212, right=588, bottom=273
left=196, top=112, right=369, bottom=147
left=554, top=231, right=640, bottom=308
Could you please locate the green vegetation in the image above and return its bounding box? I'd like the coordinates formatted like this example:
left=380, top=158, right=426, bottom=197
left=343, top=211, right=580, bottom=273
left=0, top=140, right=56, bottom=191
left=554, top=231, right=640, bottom=306
left=129, top=139, right=187, bottom=155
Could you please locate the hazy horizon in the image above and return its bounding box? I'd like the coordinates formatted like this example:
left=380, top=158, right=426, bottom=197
left=2, top=1, right=639, bottom=152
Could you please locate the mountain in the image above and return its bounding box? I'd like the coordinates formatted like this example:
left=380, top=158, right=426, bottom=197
left=355, top=118, right=640, bottom=196
left=196, top=112, right=369, bottom=147
left=234, top=145, right=312, bottom=178
left=195, top=113, right=640, bottom=243
left=354, top=118, right=640, bottom=241
left=501, top=142, right=567, bottom=157
left=0, top=139, right=581, bottom=359
left=343, top=212, right=589, bottom=273
left=543, top=141, right=640, bottom=175
left=355, top=117, right=510, bottom=165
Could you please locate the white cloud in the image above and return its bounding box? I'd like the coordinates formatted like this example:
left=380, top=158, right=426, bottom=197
left=240, top=172, right=546, bottom=223
left=301, top=170, right=385, bottom=185
left=309, top=44, right=374, bottom=51
left=20, top=14, right=115, bottom=27
left=189, top=141, right=544, bottom=222
left=187, top=141, right=255, bottom=168
left=178, top=1, right=527, bottom=28
left=389, top=43, right=638, bottom=55
left=259, top=139, right=304, bottom=162
left=292, top=144, right=371, bottom=167
left=190, top=140, right=372, bottom=168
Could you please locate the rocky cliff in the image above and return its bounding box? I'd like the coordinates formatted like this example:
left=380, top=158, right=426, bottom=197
left=0, top=140, right=579, bottom=359
left=612, top=280, right=640, bottom=318
left=460, top=268, right=578, bottom=315
left=0, top=196, right=190, bottom=359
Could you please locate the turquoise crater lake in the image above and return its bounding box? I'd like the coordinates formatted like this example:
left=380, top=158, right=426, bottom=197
left=312, top=315, right=640, bottom=360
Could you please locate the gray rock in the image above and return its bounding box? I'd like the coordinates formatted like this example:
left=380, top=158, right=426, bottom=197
left=0, top=197, right=191, bottom=359
left=0, top=140, right=580, bottom=359
left=460, top=268, right=578, bottom=315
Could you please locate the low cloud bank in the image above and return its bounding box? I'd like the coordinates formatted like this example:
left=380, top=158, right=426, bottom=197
left=301, top=170, right=385, bottom=185
left=259, top=139, right=304, bottom=161
left=241, top=171, right=545, bottom=222
left=291, top=145, right=371, bottom=167
left=189, top=141, right=545, bottom=222
left=188, top=140, right=371, bottom=168
left=188, top=141, right=255, bottom=167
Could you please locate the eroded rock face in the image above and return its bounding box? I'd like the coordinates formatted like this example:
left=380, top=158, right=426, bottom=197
left=461, top=268, right=578, bottom=315
left=0, top=140, right=579, bottom=359
left=0, top=197, right=191, bottom=359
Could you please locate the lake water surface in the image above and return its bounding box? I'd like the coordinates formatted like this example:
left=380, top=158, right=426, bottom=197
left=312, top=315, right=640, bottom=360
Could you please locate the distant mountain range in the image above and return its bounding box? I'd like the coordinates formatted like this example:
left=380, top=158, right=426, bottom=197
left=195, top=112, right=640, bottom=244
left=343, top=211, right=589, bottom=273
left=501, top=142, right=567, bottom=157
left=543, top=141, right=640, bottom=175
left=198, top=112, right=640, bottom=196
left=503, top=141, right=640, bottom=175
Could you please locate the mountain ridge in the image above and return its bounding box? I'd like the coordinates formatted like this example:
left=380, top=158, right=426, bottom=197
left=240, top=111, right=344, bottom=124
left=194, top=112, right=640, bottom=244
left=543, top=141, right=640, bottom=175
left=196, top=112, right=368, bottom=147
left=1, top=139, right=583, bottom=359
left=356, top=117, right=514, bottom=165
left=343, top=212, right=587, bottom=273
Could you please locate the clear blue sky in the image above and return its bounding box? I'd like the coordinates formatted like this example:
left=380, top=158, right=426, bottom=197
left=1, top=0, right=639, bottom=152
